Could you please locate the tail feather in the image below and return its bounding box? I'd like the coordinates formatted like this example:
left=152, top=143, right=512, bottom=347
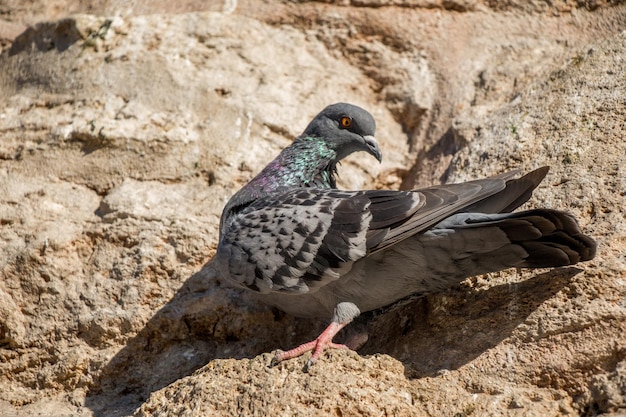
left=431, top=208, right=596, bottom=273
left=494, top=209, right=596, bottom=267
left=518, top=231, right=597, bottom=268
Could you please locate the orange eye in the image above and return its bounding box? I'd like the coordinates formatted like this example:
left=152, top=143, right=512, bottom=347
left=340, top=116, right=352, bottom=128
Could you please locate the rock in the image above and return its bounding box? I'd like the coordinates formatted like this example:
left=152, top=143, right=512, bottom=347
left=589, top=359, right=626, bottom=414
left=0, top=2, right=625, bottom=417
left=135, top=353, right=418, bottom=417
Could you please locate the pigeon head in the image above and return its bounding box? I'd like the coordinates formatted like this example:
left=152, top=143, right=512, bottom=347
left=220, top=104, right=382, bottom=227
left=302, top=103, right=382, bottom=163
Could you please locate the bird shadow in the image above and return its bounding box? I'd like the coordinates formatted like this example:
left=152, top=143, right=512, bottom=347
left=359, top=267, right=582, bottom=378
left=84, top=266, right=581, bottom=416
left=83, top=265, right=326, bottom=417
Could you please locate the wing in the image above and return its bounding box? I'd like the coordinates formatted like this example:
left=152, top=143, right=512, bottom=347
left=217, top=188, right=381, bottom=294
left=366, top=167, right=549, bottom=253
left=217, top=168, right=548, bottom=294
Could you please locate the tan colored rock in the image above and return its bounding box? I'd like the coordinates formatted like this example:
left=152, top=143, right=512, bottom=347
left=0, top=2, right=625, bottom=417
left=136, top=353, right=418, bottom=417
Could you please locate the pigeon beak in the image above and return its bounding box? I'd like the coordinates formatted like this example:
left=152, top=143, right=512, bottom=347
left=363, top=135, right=382, bottom=163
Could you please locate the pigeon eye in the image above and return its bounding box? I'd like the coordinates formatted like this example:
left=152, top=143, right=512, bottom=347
left=340, top=116, right=352, bottom=128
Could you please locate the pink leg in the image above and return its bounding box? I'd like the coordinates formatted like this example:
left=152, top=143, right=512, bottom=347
left=270, top=321, right=350, bottom=372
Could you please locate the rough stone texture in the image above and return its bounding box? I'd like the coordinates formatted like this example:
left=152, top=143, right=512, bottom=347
left=0, top=1, right=625, bottom=416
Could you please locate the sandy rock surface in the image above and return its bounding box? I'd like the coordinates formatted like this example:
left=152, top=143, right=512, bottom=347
left=0, top=2, right=625, bottom=416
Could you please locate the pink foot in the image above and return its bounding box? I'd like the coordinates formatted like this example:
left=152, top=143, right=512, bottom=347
left=270, top=321, right=349, bottom=372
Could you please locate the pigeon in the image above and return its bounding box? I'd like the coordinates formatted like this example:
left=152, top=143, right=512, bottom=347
left=211, top=102, right=597, bottom=371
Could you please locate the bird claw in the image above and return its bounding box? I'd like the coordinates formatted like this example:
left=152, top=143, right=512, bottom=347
left=269, top=352, right=283, bottom=368
left=268, top=319, right=354, bottom=370
left=269, top=350, right=315, bottom=372
left=269, top=350, right=318, bottom=372
left=303, top=358, right=315, bottom=373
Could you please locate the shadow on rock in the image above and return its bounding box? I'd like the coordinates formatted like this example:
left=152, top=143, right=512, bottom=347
left=84, top=265, right=327, bottom=417
left=361, top=267, right=582, bottom=378
left=85, top=266, right=580, bottom=416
